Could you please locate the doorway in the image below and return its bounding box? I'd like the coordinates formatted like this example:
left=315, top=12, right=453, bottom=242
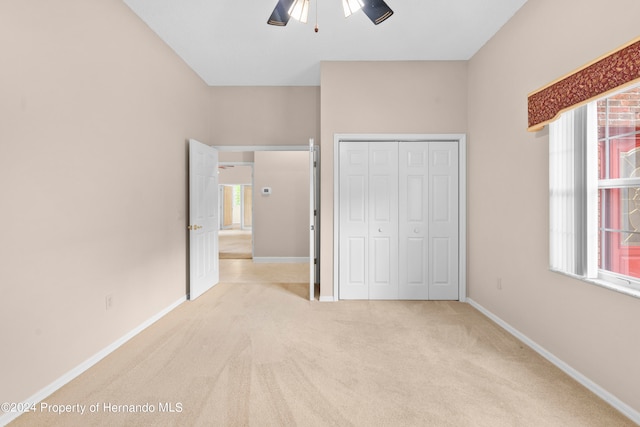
left=219, top=164, right=254, bottom=260
left=214, top=144, right=320, bottom=300
left=218, top=184, right=253, bottom=259
left=220, top=184, right=253, bottom=231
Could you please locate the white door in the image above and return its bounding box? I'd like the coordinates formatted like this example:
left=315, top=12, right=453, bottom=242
left=188, top=139, right=219, bottom=300
left=368, top=142, right=399, bottom=299
left=428, top=142, right=458, bottom=300
left=339, top=141, right=399, bottom=299
left=339, top=142, right=369, bottom=299
left=399, top=142, right=429, bottom=299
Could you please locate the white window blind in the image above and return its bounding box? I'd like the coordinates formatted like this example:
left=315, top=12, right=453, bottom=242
left=549, top=103, right=598, bottom=278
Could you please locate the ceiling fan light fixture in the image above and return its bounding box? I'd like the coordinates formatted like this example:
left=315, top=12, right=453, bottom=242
left=362, top=0, right=394, bottom=24
left=288, top=0, right=310, bottom=23
left=342, top=0, right=364, bottom=17
left=268, top=0, right=393, bottom=27
left=268, top=0, right=295, bottom=26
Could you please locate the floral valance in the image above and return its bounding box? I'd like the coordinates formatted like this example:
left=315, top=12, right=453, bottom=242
left=528, top=37, right=640, bottom=132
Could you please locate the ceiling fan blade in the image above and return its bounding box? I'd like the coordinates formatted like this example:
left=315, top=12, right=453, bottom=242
left=268, top=0, right=295, bottom=26
left=362, top=0, right=394, bottom=25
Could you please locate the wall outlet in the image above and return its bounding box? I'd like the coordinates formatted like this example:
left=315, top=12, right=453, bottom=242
left=105, top=294, right=113, bottom=310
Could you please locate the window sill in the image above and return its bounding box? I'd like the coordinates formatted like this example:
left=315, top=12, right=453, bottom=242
left=550, top=268, right=640, bottom=299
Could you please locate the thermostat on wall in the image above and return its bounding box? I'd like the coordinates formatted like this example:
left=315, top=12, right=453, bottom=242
left=261, top=187, right=272, bottom=195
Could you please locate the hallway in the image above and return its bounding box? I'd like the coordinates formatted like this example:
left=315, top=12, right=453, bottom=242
left=219, top=229, right=252, bottom=259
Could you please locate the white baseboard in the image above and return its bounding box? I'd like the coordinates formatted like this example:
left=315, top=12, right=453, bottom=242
left=252, top=257, right=310, bottom=263
left=0, top=296, right=186, bottom=427
left=466, top=298, right=640, bottom=425
left=319, top=295, right=335, bottom=302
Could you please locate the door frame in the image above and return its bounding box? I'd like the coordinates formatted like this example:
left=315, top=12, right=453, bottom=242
left=218, top=162, right=254, bottom=231
left=333, top=133, right=467, bottom=301
left=214, top=144, right=320, bottom=300
left=241, top=184, right=253, bottom=230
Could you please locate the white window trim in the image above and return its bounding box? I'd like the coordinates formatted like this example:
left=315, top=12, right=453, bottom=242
left=551, top=268, right=640, bottom=298
left=549, top=82, right=640, bottom=299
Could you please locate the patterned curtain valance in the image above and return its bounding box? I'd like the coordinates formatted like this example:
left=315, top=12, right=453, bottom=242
left=528, top=37, right=640, bottom=132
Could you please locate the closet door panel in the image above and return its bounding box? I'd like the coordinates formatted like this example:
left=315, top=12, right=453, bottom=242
left=399, top=143, right=429, bottom=299
left=369, top=142, right=399, bottom=300
left=347, top=237, right=367, bottom=283
left=432, top=237, right=451, bottom=284
left=339, top=142, right=369, bottom=299
left=406, top=237, right=426, bottom=283
left=429, top=142, right=459, bottom=300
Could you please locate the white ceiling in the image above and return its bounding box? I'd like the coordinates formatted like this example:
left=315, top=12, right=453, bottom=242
left=123, top=0, right=528, bottom=86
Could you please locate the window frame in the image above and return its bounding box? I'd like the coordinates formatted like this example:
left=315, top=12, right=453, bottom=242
left=549, top=82, right=640, bottom=299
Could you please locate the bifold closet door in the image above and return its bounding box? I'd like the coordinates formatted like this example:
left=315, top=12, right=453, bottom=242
left=339, top=142, right=369, bottom=299
left=339, top=140, right=458, bottom=300
left=398, top=141, right=458, bottom=300
left=399, top=143, right=429, bottom=299
left=339, top=141, right=399, bottom=299
left=428, top=142, right=459, bottom=300
left=368, top=142, right=398, bottom=299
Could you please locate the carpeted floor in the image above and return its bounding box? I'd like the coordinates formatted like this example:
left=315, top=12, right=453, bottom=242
left=219, top=229, right=252, bottom=259
left=9, top=261, right=635, bottom=427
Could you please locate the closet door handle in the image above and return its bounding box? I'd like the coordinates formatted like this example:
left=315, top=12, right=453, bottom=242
left=378, top=228, right=383, bottom=233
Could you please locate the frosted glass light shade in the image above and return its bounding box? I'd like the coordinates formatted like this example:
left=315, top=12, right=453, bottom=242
left=342, top=0, right=364, bottom=17
left=288, top=0, right=310, bottom=23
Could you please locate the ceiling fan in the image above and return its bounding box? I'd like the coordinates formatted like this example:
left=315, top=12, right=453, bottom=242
left=267, top=0, right=393, bottom=28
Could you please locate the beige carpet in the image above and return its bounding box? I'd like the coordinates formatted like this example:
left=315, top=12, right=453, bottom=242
left=10, top=261, right=634, bottom=427
left=219, top=229, right=252, bottom=259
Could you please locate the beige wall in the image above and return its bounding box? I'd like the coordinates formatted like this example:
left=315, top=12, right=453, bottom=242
left=210, top=86, right=320, bottom=146
left=0, top=0, right=211, bottom=405
left=319, top=61, right=468, bottom=298
left=253, top=151, right=309, bottom=258
left=218, top=165, right=252, bottom=185
left=467, top=0, right=640, bottom=414
left=253, top=151, right=310, bottom=258
left=219, top=151, right=255, bottom=163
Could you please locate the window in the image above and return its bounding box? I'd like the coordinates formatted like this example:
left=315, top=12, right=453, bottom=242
left=550, top=82, right=640, bottom=295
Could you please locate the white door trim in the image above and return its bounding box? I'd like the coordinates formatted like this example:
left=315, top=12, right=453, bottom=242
left=309, top=138, right=316, bottom=301
left=333, top=133, right=467, bottom=302
left=214, top=145, right=310, bottom=152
